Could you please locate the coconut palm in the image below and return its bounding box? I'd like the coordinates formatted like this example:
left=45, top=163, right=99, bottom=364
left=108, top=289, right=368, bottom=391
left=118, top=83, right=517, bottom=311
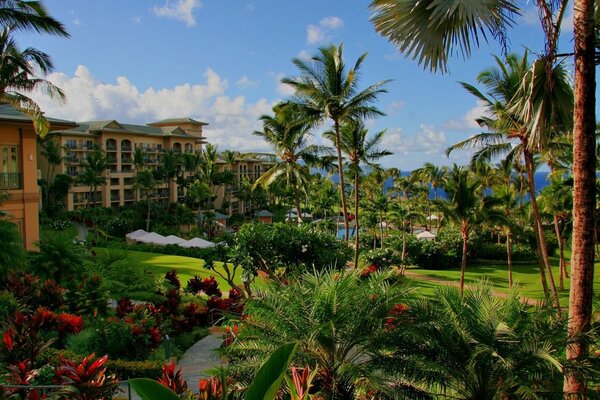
left=491, top=184, right=522, bottom=288
left=0, top=1, right=68, bottom=37
left=78, top=144, right=107, bottom=208
left=373, top=284, right=564, bottom=400
left=282, top=43, right=390, bottom=240
left=437, top=165, right=507, bottom=295
left=254, top=104, right=328, bottom=223
left=370, top=1, right=596, bottom=391
left=0, top=27, right=65, bottom=136
left=446, top=52, right=569, bottom=310
left=134, top=169, right=158, bottom=231
left=388, top=201, right=424, bottom=271
left=132, top=147, right=146, bottom=201
left=325, top=120, right=391, bottom=265
left=222, top=269, right=409, bottom=398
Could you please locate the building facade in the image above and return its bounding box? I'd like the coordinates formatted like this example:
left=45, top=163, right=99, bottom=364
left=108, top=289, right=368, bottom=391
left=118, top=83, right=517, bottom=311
left=43, top=118, right=207, bottom=210
left=0, top=105, right=76, bottom=250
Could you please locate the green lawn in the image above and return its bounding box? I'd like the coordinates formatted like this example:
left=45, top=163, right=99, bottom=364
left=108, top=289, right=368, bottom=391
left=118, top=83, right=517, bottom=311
left=405, top=252, right=600, bottom=306
left=94, top=248, right=243, bottom=290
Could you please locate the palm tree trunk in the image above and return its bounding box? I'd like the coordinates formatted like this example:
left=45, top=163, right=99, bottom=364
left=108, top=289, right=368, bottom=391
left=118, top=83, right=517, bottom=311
left=146, top=192, right=151, bottom=232
left=294, top=185, right=303, bottom=224
left=353, top=170, right=360, bottom=268
left=506, top=230, right=513, bottom=289
left=565, top=0, right=596, bottom=395
left=525, top=151, right=560, bottom=312
left=459, top=221, right=468, bottom=297
left=334, top=121, right=349, bottom=241
left=553, top=214, right=565, bottom=291
left=401, top=222, right=407, bottom=275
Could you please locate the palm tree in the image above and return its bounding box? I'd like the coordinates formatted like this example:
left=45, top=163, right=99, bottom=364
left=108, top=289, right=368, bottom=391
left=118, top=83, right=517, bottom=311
left=0, top=1, right=68, bottom=37
left=388, top=201, right=424, bottom=272
left=446, top=52, right=569, bottom=310
left=254, top=104, right=327, bottom=223
left=158, top=149, right=181, bottom=203
left=134, top=169, right=158, bottom=231
left=222, top=269, right=408, bottom=398
left=220, top=149, right=239, bottom=210
left=39, top=135, right=64, bottom=206
left=78, top=144, right=108, bottom=208
left=437, top=165, right=506, bottom=296
left=325, top=120, right=391, bottom=266
left=282, top=43, right=390, bottom=240
left=132, top=147, right=146, bottom=201
left=188, top=179, right=212, bottom=231
left=374, top=284, right=564, bottom=400
left=369, top=2, right=596, bottom=392
left=0, top=27, right=65, bottom=136
left=492, top=184, right=521, bottom=288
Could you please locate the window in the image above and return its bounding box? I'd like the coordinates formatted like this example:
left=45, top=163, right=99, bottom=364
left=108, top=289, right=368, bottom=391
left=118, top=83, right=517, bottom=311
left=110, top=178, right=119, bottom=186
left=0, top=145, right=21, bottom=189
left=66, top=139, right=77, bottom=149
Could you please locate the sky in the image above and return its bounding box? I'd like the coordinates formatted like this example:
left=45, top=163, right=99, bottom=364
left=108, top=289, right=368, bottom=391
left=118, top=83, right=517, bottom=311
left=18, top=0, right=586, bottom=170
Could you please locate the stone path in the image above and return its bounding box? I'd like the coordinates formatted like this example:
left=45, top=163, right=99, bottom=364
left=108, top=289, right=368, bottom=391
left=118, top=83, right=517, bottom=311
left=177, top=333, right=226, bottom=389
left=72, top=221, right=88, bottom=241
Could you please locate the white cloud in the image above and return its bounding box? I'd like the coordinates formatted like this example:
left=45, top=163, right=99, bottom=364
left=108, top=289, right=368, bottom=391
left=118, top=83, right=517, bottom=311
left=320, top=16, right=343, bottom=29
left=307, top=25, right=325, bottom=44
left=387, top=100, right=405, bottom=114
left=275, top=72, right=295, bottom=97
left=246, top=2, right=255, bottom=11
left=236, top=76, right=258, bottom=89
left=306, top=16, right=344, bottom=44
left=381, top=125, right=447, bottom=156
left=33, top=65, right=276, bottom=153
left=132, top=16, right=142, bottom=24
left=444, top=100, right=488, bottom=130
left=152, top=0, right=201, bottom=27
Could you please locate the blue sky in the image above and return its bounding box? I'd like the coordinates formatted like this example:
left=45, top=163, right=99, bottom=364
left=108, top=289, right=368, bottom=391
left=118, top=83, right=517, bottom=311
left=20, top=1, right=583, bottom=170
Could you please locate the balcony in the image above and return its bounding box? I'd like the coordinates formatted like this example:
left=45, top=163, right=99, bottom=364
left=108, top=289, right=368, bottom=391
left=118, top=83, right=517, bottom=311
left=0, top=172, right=21, bottom=189
left=121, top=145, right=132, bottom=152
left=105, top=144, right=117, bottom=151
left=121, top=157, right=133, bottom=164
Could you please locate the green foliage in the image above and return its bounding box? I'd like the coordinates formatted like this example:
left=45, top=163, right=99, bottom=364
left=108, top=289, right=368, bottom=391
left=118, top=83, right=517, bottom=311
left=244, top=342, right=298, bottom=400
left=361, top=247, right=402, bottom=269
left=224, top=269, right=408, bottom=396
left=0, top=219, right=26, bottom=278
left=373, top=284, right=566, bottom=399
left=90, top=249, right=160, bottom=301
left=30, top=232, right=88, bottom=282
left=129, top=378, right=181, bottom=400
left=472, top=242, right=536, bottom=262
left=64, top=275, right=109, bottom=317
left=0, top=291, right=18, bottom=321
left=107, top=359, right=163, bottom=380
left=232, top=223, right=351, bottom=278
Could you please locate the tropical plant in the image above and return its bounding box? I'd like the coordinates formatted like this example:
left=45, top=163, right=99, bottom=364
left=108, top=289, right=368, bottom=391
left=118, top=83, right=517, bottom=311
left=373, top=284, right=565, bottom=400
left=370, top=1, right=597, bottom=392
left=387, top=201, right=424, bottom=269
left=78, top=144, right=108, bottom=208
left=30, top=232, right=88, bottom=282
left=39, top=135, right=65, bottom=206
left=325, top=119, right=391, bottom=266
left=223, top=269, right=408, bottom=398
left=436, top=165, right=506, bottom=295
left=254, top=103, right=327, bottom=223
left=282, top=43, right=389, bottom=240
left=134, top=169, right=159, bottom=232
left=0, top=219, right=25, bottom=279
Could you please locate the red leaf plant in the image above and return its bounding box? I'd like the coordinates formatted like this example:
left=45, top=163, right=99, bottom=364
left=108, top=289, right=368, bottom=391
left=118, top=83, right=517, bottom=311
left=197, top=376, right=223, bottom=400
left=57, top=353, right=118, bottom=400
left=157, top=361, right=188, bottom=395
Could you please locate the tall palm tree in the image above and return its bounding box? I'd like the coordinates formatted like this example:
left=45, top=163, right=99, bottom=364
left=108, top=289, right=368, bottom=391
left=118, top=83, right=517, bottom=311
left=282, top=43, right=390, bottom=240
left=132, top=147, right=146, bottom=201
left=39, top=134, right=64, bottom=206
left=254, top=104, right=327, bottom=223
left=492, top=184, right=521, bottom=288
left=325, top=120, right=391, bottom=266
left=388, top=201, right=424, bottom=272
left=0, top=27, right=65, bottom=136
left=134, top=169, right=158, bottom=231
left=78, top=144, right=107, bottom=208
left=369, top=1, right=596, bottom=392
left=437, top=165, right=506, bottom=296
left=158, top=149, right=181, bottom=203
left=446, top=52, right=569, bottom=310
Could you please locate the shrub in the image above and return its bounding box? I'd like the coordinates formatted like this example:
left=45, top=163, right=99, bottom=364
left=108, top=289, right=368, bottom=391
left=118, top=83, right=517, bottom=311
left=165, top=270, right=181, bottom=289
left=361, top=248, right=402, bottom=270
left=65, top=275, right=109, bottom=317
left=106, top=359, right=163, bottom=380
left=471, top=242, right=537, bottom=261
left=48, top=218, right=71, bottom=231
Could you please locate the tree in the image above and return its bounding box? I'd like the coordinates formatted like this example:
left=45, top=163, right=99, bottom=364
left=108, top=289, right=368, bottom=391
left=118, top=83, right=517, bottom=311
left=325, top=120, right=390, bottom=265
left=31, top=232, right=88, bottom=283
left=374, top=284, right=564, bottom=400
left=369, top=1, right=596, bottom=393
left=78, top=144, right=108, bottom=208
left=492, top=184, right=521, bottom=288
left=282, top=43, right=390, bottom=240
left=254, top=104, right=327, bottom=223
left=134, top=169, right=158, bottom=232
left=132, top=147, right=147, bottom=201
left=39, top=135, right=64, bottom=207
left=388, top=201, right=424, bottom=271
left=187, top=179, right=212, bottom=232
left=0, top=27, right=65, bottom=136
left=436, top=165, right=505, bottom=296
left=0, top=1, right=68, bottom=37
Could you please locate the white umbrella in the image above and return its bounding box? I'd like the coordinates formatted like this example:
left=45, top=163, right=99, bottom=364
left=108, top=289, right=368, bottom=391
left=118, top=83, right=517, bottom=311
left=179, top=237, right=216, bottom=248
left=163, top=235, right=186, bottom=245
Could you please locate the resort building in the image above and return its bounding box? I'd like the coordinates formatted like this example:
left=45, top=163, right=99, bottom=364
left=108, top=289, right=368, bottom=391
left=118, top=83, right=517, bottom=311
left=0, top=105, right=76, bottom=250
left=42, top=118, right=207, bottom=210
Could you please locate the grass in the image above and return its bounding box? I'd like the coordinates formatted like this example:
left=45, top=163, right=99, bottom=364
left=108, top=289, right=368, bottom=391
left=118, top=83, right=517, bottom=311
left=40, top=222, right=79, bottom=240
left=405, top=251, right=600, bottom=307
left=93, top=247, right=243, bottom=290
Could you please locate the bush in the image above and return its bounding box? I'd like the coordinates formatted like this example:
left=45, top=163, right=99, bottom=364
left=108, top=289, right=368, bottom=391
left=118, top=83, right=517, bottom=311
left=471, top=242, right=537, bottom=262
left=48, top=218, right=72, bottom=231
left=106, top=359, right=163, bottom=379
left=361, top=248, right=402, bottom=269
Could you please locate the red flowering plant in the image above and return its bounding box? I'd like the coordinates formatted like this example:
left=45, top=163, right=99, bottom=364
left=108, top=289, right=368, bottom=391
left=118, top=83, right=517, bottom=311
left=0, top=358, right=43, bottom=400
left=197, top=375, right=224, bottom=400
left=1, top=310, right=55, bottom=365
left=360, top=248, right=402, bottom=276
left=222, top=324, right=239, bottom=347
left=115, top=298, right=134, bottom=318
left=384, top=303, right=409, bottom=331
left=285, top=365, right=319, bottom=400
left=56, top=353, right=118, bottom=400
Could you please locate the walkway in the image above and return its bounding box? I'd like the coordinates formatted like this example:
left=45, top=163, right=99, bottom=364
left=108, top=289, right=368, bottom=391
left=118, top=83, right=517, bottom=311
left=177, top=333, right=226, bottom=388
left=72, top=221, right=88, bottom=241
